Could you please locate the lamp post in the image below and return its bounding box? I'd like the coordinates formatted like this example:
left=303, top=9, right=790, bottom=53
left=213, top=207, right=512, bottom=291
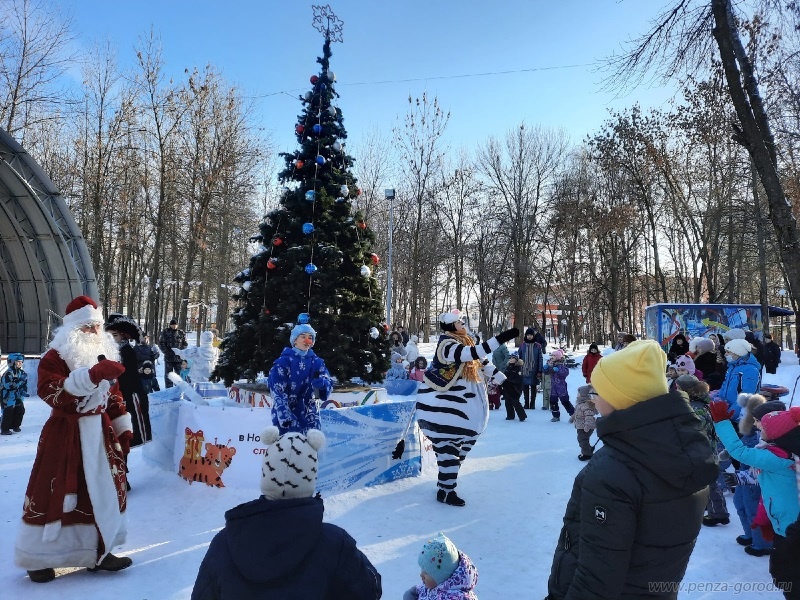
left=385, top=188, right=395, bottom=327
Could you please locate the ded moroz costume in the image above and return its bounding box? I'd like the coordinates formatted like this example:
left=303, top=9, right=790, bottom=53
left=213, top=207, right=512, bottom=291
left=15, top=296, right=134, bottom=583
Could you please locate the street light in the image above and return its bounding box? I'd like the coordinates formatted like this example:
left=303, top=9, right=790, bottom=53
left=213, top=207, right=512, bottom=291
left=385, top=188, right=395, bottom=327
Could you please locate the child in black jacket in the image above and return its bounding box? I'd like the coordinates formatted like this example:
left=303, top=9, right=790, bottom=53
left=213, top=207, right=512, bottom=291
left=502, top=354, right=527, bottom=421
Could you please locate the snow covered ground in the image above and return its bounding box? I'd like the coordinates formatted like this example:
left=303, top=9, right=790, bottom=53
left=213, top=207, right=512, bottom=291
left=1, top=342, right=797, bottom=599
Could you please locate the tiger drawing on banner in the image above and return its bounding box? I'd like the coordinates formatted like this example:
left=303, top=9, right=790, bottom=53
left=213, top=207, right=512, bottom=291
left=178, top=427, right=237, bottom=487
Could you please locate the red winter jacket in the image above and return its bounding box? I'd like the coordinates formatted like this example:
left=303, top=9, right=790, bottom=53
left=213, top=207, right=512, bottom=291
left=582, top=352, right=602, bottom=383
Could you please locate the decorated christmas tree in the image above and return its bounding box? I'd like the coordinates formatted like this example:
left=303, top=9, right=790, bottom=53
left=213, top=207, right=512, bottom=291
left=214, top=7, right=390, bottom=386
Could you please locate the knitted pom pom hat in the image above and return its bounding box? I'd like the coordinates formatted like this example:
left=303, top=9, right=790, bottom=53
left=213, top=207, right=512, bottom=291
left=418, top=532, right=460, bottom=587
left=260, top=427, right=325, bottom=500
left=290, top=323, right=316, bottom=346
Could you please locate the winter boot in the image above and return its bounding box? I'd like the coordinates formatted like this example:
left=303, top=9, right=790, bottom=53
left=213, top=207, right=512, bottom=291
left=443, top=491, right=466, bottom=507
left=28, top=568, right=55, bottom=583
left=87, top=553, right=133, bottom=572
left=436, top=489, right=446, bottom=503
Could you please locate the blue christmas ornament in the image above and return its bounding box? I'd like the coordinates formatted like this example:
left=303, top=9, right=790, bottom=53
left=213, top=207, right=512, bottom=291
left=297, top=312, right=311, bottom=324
left=312, top=124, right=322, bottom=135
left=316, top=155, right=326, bottom=165
left=320, top=83, right=327, bottom=91
left=335, top=196, right=345, bottom=204
left=304, top=190, right=316, bottom=202
left=305, top=263, right=318, bottom=274
left=302, top=222, right=315, bottom=234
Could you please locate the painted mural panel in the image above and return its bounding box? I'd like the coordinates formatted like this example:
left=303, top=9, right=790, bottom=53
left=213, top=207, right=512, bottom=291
left=645, top=304, right=764, bottom=348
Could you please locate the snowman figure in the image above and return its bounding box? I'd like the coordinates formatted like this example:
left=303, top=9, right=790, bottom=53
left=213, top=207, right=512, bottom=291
left=173, top=331, right=220, bottom=382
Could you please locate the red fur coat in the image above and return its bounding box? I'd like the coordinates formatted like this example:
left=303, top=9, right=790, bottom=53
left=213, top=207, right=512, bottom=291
left=15, top=349, right=131, bottom=570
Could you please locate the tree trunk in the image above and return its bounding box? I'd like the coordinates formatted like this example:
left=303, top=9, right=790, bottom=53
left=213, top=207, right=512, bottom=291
left=711, top=0, right=800, bottom=303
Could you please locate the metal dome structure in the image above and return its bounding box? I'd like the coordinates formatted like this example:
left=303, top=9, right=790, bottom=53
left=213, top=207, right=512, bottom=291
left=0, top=128, right=97, bottom=354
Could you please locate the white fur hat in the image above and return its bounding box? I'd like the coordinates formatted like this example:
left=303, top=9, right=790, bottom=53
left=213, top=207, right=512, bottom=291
left=438, top=309, right=464, bottom=324
left=725, top=338, right=752, bottom=357
left=723, top=328, right=747, bottom=342
left=260, top=427, right=325, bottom=500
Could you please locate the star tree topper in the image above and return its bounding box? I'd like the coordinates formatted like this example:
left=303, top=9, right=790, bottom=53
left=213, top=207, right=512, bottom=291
left=312, top=4, right=344, bottom=42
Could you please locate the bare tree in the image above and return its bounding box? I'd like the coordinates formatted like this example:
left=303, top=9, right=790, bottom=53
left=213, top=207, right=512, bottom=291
left=477, top=123, right=568, bottom=339
left=0, top=0, right=74, bottom=138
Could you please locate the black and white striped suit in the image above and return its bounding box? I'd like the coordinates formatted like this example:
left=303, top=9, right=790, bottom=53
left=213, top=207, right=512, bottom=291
left=416, top=334, right=506, bottom=492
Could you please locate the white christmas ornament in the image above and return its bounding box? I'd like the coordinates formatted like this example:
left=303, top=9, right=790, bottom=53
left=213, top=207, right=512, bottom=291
left=332, top=141, right=342, bottom=152
left=327, top=106, right=337, bottom=117
left=242, top=280, right=252, bottom=291
left=360, top=266, right=371, bottom=277
left=340, top=184, right=349, bottom=196
left=369, top=326, right=380, bottom=339
left=365, top=363, right=373, bottom=373
left=325, top=70, right=336, bottom=82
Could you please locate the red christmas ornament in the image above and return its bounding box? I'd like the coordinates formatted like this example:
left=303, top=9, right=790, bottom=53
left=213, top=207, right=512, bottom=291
left=267, top=258, right=277, bottom=270
left=295, top=160, right=304, bottom=169
left=272, top=236, right=284, bottom=246
left=262, top=307, right=270, bottom=315
left=357, top=220, right=367, bottom=229
left=310, top=75, right=319, bottom=84
left=295, top=124, right=304, bottom=135
left=370, top=253, right=380, bottom=265
left=357, top=187, right=363, bottom=196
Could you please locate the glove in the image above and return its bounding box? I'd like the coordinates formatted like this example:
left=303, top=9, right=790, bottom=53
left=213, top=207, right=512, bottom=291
left=118, top=430, right=133, bottom=456
left=311, top=376, right=328, bottom=389
left=495, top=328, right=519, bottom=344
left=281, top=419, right=298, bottom=431
left=709, top=400, right=734, bottom=423
left=88, top=360, right=125, bottom=385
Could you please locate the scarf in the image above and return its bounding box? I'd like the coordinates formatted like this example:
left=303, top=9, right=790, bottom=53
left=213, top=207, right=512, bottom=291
left=445, top=330, right=481, bottom=383
left=522, top=341, right=537, bottom=376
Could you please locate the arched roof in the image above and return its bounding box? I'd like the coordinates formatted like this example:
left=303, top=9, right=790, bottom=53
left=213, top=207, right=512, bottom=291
left=0, top=128, right=97, bottom=354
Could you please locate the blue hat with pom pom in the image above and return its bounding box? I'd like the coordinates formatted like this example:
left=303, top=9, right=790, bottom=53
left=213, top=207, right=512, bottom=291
left=290, top=323, right=316, bottom=346
left=418, top=532, right=459, bottom=586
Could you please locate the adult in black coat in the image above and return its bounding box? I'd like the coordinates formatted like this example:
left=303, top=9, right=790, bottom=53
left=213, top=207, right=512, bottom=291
left=763, top=334, right=782, bottom=374
left=546, top=340, right=718, bottom=600
left=191, top=427, right=381, bottom=600
left=745, top=330, right=765, bottom=369
left=105, top=314, right=151, bottom=447
left=158, top=318, right=188, bottom=388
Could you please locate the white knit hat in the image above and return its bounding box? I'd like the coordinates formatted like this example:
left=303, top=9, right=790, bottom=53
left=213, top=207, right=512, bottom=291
left=260, top=427, right=325, bottom=500
left=725, top=338, right=752, bottom=358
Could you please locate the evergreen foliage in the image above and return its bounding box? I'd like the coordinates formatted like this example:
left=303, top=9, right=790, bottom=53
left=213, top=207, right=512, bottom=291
left=214, top=36, right=390, bottom=386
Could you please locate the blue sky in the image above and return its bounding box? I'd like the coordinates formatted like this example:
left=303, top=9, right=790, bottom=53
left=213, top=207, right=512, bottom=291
left=61, top=0, right=677, bottom=152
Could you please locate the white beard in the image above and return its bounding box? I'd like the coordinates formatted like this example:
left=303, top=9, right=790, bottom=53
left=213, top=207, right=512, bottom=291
left=49, top=326, right=121, bottom=371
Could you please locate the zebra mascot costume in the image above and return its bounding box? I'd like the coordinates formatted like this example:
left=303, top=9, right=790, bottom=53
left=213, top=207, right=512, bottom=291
left=416, top=309, right=518, bottom=506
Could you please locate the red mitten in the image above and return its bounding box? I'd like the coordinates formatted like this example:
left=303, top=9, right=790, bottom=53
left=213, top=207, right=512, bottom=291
left=752, top=498, right=775, bottom=542
left=88, top=359, right=125, bottom=385
left=709, top=400, right=734, bottom=423
left=118, top=430, right=133, bottom=456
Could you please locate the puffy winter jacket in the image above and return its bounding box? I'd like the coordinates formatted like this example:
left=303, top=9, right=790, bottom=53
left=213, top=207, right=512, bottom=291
left=547, top=392, right=718, bottom=600
left=191, top=496, right=381, bottom=600
left=719, top=354, right=761, bottom=421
